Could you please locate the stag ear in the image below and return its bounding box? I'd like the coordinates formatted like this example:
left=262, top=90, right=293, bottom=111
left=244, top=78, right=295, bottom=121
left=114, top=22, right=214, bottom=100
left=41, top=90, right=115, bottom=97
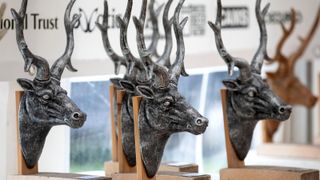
left=223, top=80, right=241, bottom=91
left=17, top=78, right=35, bottom=92
left=119, top=80, right=135, bottom=93
left=136, top=86, right=154, bottom=99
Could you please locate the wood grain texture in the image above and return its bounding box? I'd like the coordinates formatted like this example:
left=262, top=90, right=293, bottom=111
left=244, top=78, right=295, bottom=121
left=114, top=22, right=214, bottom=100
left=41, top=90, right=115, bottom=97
left=109, top=85, right=118, bottom=161
left=8, top=173, right=111, bottom=180
left=257, top=143, right=320, bottom=159
left=220, top=166, right=319, bottom=180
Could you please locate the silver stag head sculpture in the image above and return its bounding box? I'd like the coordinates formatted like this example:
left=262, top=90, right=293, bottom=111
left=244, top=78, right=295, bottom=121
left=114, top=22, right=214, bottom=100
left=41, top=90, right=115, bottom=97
left=208, top=0, right=292, bottom=160
left=11, top=0, right=86, bottom=168
left=132, top=0, right=208, bottom=177
left=99, top=0, right=208, bottom=177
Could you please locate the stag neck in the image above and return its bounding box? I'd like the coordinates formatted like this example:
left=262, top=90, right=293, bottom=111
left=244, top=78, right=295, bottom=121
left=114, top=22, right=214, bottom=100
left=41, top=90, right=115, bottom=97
left=227, top=91, right=258, bottom=160
left=19, top=95, right=52, bottom=168
left=139, top=100, right=171, bottom=177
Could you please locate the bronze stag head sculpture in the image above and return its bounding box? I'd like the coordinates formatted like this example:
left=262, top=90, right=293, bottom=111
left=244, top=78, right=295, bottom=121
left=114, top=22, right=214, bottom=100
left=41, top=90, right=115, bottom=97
left=209, top=0, right=292, bottom=160
left=12, top=0, right=86, bottom=168
left=99, top=0, right=208, bottom=177
left=265, top=8, right=320, bottom=141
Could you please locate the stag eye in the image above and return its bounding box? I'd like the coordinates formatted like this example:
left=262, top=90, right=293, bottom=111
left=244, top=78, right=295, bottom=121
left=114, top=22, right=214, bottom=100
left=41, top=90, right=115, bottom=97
left=42, top=94, right=51, bottom=100
left=248, top=91, right=256, bottom=97
left=164, top=101, right=171, bottom=107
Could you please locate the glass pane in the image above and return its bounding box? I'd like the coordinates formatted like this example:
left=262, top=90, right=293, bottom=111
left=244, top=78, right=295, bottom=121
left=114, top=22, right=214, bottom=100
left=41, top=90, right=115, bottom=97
left=162, top=74, right=203, bottom=163
left=70, top=81, right=111, bottom=172
left=202, top=71, right=238, bottom=173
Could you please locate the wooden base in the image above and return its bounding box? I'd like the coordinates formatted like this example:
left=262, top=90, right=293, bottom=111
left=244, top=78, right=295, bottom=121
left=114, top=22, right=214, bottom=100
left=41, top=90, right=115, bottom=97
left=220, top=166, right=319, bottom=180
left=8, top=173, right=111, bottom=180
left=159, top=162, right=198, bottom=173
left=257, top=143, right=320, bottom=159
left=104, top=161, right=198, bottom=176
left=112, top=171, right=210, bottom=180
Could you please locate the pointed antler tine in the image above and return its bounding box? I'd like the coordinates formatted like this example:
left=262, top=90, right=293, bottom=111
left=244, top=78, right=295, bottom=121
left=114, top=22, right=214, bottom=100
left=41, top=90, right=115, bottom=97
left=51, top=0, right=80, bottom=80
left=288, top=6, right=320, bottom=71
left=0, top=3, right=7, bottom=40
left=209, top=0, right=251, bottom=79
left=251, top=0, right=271, bottom=74
left=147, top=0, right=162, bottom=58
left=157, top=0, right=174, bottom=68
left=97, top=0, right=127, bottom=75
left=12, top=0, right=50, bottom=81
left=170, top=0, right=189, bottom=83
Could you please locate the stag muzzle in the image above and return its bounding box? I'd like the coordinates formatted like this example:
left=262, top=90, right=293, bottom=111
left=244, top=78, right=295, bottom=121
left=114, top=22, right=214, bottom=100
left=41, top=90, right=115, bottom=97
left=185, top=115, right=208, bottom=135
left=62, top=96, right=87, bottom=128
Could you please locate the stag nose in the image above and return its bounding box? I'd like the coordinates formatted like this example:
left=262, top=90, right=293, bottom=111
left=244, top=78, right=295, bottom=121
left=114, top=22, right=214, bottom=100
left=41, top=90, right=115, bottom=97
left=195, top=117, right=209, bottom=127
left=71, top=112, right=86, bottom=121
left=278, top=105, right=292, bottom=114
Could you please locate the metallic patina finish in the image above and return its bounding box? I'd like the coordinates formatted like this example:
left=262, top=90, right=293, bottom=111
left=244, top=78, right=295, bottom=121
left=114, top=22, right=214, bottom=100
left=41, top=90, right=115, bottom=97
left=97, top=0, right=162, bottom=143
left=209, top=0, right=292, bottom=160
left=265, top=8, right=320, bottom=140
left=12, top=0, right=86, bottom=168
left=99, top=0, right=208, bottom=177
left=0, top=3, right=7, bottom=40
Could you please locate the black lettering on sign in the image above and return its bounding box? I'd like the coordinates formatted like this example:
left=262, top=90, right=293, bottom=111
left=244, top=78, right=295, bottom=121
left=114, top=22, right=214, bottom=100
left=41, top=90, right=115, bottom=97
left=181, top=5, right=206, bottom=36
left=221, top=7, right=250, bottom=29
left=266, top=11, right=303, bottom=24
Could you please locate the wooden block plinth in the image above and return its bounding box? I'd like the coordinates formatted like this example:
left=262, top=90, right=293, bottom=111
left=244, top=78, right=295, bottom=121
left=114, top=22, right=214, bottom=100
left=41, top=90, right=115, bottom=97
left=257, top=143, right=320, bottom=159
left=104, top=161, right=120, bottom=176
left=112, top=171, right=211, bottom=180
left=105, top=161, right=198, bottom=176
left=159, top=162, right=198, bottom=173
left=8, top=173, right=111, bottom=180
left=220, top=166, right=319, bottom=180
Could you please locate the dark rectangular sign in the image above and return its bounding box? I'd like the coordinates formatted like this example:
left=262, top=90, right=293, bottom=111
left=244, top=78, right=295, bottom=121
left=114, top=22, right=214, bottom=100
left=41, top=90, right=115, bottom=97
left=222, top=6, right=250, bottom=29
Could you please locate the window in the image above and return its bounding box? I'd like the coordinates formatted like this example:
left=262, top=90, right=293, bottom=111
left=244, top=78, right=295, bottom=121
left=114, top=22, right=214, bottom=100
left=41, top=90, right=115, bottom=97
left=70, top=80, right=112, bottom=172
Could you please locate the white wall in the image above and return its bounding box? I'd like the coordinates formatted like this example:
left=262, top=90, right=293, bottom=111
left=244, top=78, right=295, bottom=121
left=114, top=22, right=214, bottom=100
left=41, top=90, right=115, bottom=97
left=1, top=0, right=320, bottom=178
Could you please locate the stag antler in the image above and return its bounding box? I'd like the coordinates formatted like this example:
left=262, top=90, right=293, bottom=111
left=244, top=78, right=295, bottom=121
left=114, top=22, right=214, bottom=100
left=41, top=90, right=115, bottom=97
left=133, top=0, right=170, bottom=87
left=288, top=7, right=320, bottom=72
left=117, top=0, right=149, bottom=80
left=11, top=0, right=50, bottom=81
left=147, top=0, right=164, bottom=58
left=157, top=0, right=174, bottom=68
left=251, top=0, right=271, bottom=74
left=51, top=0, right=80, bottom=81
left=269, top=9, right=297, bottom=65
left=208, top=0, right=251, bottom=81
left=0, top=3, right=7, bottom=40
left=97, top=0, right=127, bottom=75
left=169, top=0, right=189, bottom=84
